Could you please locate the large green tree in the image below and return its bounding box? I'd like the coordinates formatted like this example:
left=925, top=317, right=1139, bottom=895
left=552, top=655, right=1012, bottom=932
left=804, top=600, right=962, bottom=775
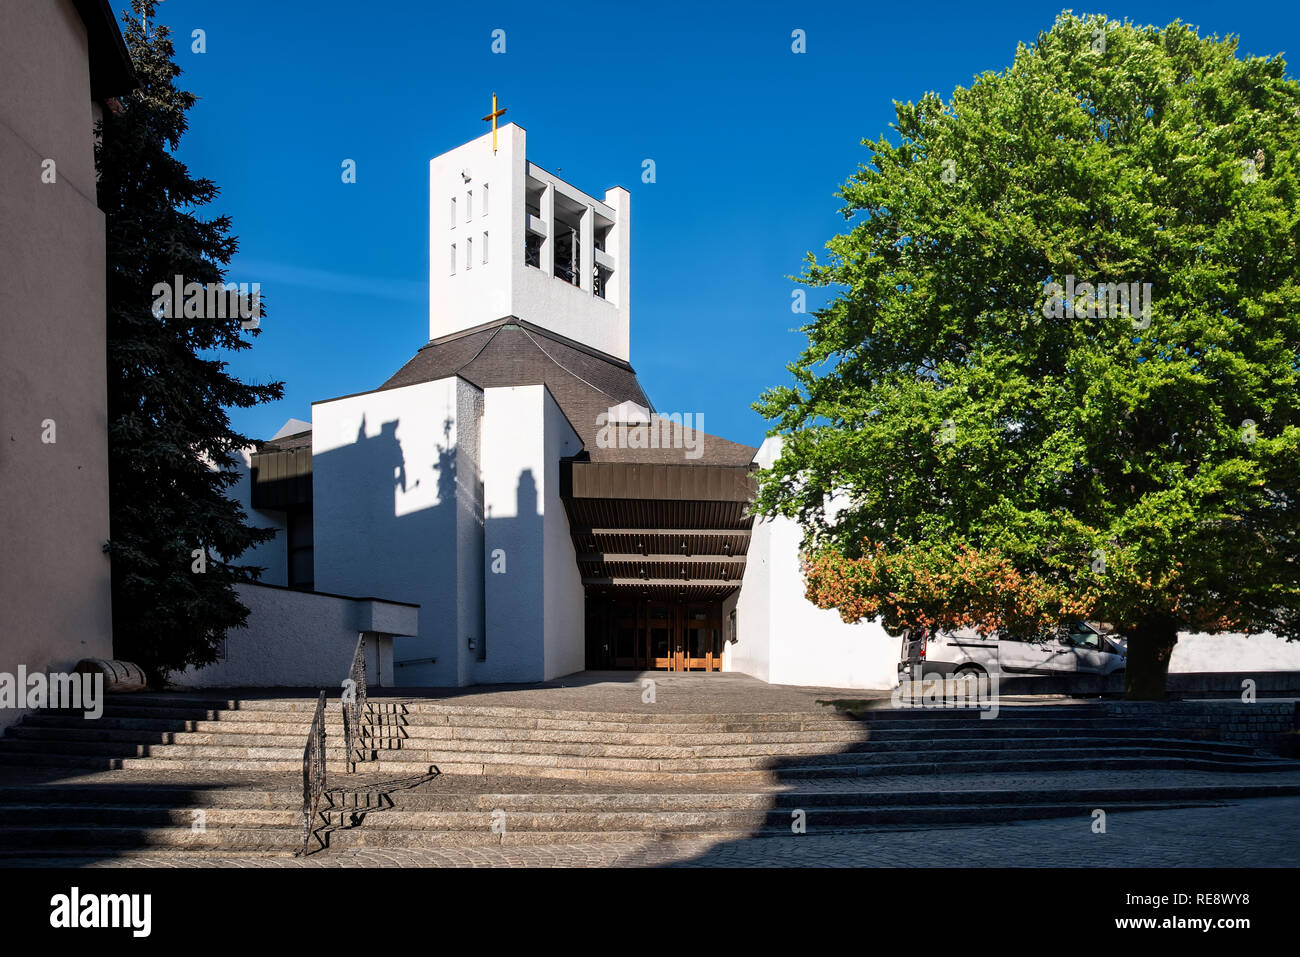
left=98, top=0, right=283, bottom=679
left=755, top=12, right=1300, bottom=699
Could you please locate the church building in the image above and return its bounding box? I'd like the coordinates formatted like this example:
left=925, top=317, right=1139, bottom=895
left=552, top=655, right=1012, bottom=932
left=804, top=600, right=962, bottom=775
left=225, top=121, right=900, bottom=691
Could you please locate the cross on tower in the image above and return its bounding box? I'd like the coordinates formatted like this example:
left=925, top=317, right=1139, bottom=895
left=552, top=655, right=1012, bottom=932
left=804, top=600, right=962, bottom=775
left=481, top=93, right=506, bottom=154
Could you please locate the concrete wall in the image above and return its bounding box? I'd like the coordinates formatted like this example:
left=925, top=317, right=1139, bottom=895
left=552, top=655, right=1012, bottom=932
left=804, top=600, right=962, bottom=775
left=171, top=583, right=414, bottom=688
left=428, top=123, right=631, bottom=360
left=479, top=385, right=583, bottom=683
left=724, top=437, right=899, bottom=690
left=723, top=524, right=772, bottom=683
left=0, top=0, right=114, bottom=729
left=455, top=380, right=485, bottom=685
left=729, top=508, right=897, bottom=690
left=1171, top=633, right=1300, bottom=673
left=312, top=377, right=466, bottom=686
left=542, top=389, right=586, bottom=680
left=429, top=125, right=517, bottom=342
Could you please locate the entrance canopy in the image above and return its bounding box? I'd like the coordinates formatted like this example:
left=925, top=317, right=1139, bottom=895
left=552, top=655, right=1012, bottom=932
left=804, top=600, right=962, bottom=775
left=561, top=460, right=755, bottom=600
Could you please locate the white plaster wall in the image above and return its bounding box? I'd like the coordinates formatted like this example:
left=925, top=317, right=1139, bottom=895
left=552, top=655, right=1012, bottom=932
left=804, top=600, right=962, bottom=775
left=172, top=583, right=414, bottom=688
left=763, top=510, right=897, bottom=690
left=477, top=385, right=583, bottom=683
left=427, top=123, right=631, bottom=360
left=1171, top=633, right=1300, bottom=672
left=723, top=517, right=772, bottom=683
left=514, top=261, right=626, bottom=359
left=429, top=125, right=520, bottom=341
left=542, top=391, right=585, bottom=680
left=725, top=437, right=897, bottom=690
left=455, top=380, right=485, bottom=686
left=479, top=386, right=547, bottom=682
left=312, top=377, right=464, bottom=686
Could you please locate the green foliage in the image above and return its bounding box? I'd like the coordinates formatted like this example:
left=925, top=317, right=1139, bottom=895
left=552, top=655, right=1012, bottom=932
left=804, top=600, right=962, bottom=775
left=98, top=0, right=284, bottom=679
left=756, top=13, right=1300, bottom=646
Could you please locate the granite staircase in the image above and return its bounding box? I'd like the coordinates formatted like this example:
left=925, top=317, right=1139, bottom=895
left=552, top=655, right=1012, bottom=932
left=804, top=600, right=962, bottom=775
left=0, top=693, right=1296, bottom=857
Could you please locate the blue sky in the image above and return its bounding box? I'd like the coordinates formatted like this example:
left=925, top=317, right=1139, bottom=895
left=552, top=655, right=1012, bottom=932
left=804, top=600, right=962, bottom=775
left=145, top=0, right=1300, bottom=446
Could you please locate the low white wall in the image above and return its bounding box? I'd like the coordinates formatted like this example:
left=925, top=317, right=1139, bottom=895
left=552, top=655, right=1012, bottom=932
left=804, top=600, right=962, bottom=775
left=1171, top=633, right=1300, bottom=673
left=172, top=582, right=415, bottom=688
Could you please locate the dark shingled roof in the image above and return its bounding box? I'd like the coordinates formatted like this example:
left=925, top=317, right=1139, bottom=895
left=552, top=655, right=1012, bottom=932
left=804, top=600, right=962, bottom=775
left=260, top=430, right=311, bottom=452
left=380, top=318, right=757, bottom=467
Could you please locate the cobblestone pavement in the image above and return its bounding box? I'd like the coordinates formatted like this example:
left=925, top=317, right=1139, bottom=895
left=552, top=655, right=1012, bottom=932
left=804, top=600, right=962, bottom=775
left=8, top=796, right=1297, bottom=868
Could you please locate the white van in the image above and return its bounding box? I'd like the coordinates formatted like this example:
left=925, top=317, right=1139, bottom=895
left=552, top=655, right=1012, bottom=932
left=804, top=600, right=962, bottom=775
left=898, top=622, right=1127, bottom=681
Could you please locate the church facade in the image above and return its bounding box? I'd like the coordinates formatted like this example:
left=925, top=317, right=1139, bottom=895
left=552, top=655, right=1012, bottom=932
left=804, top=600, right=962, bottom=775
left=231, top=123, right=899, bottom=690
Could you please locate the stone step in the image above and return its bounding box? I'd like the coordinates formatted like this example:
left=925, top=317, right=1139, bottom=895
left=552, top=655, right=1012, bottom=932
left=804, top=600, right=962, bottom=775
left=97, top=697, right=863, bottom=723
left=0, top=805, right=302, bottom=827
left=0, top=736, right=1257, bottom=769
left=86, top=708, right=865, bottom=734
left=3, top=729, right=870, bottom=756
left=312, top=800, right=1219, bottom=848
left=0, top=785, right=302, bottom=808
left=13, top=717, right=1230, bottom=748
left=0, top=749, right=1281, bottom=781
left=317, top=798, right=1231, bottom=836
left=4, top=724, right=873, bottom=749
left=0, top=825, right=300, bottom=851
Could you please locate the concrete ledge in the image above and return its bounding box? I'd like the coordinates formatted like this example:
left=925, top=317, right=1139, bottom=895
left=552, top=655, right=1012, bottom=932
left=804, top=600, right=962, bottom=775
left=170, top=583, right=417, bottom=689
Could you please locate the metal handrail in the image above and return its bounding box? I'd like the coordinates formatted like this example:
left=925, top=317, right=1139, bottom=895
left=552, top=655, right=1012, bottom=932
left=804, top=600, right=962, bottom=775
left=341, top=633, right=367, bottom=770
left=300, top=689, right=327, bottom=855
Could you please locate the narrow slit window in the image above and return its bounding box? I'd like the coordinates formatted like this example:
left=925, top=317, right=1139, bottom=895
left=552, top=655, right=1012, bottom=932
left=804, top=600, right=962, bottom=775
left=465, top=236, right=473, bottom=269
left=466, top=190, right=473, bottom=221
left=449, top=244, right=456, bottom=275
left=449, top=197, right=456, bottom=228
left=482, top=231, right=489, bottom=264
left=482, top=184, right=489, bottom=216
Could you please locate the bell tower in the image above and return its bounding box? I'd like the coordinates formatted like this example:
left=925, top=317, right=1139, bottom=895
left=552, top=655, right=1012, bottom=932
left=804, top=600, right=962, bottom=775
left=428, top=112, right=631, bottom=360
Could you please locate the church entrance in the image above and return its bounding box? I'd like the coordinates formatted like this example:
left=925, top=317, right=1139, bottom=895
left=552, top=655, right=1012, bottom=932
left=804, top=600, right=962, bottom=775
left=585, top=597, right=723, bottom=671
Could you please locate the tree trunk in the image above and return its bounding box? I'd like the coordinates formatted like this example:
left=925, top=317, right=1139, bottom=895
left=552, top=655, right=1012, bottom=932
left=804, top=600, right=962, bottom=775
left=1124, top=620, right=1178, bottom=701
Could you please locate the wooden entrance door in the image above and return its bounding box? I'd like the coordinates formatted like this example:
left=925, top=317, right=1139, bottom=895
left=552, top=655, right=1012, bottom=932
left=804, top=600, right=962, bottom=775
left=649, top=602, right=677, bottom=670
left=646, top=601, right=722, bottom=672
left=681, top=603, right=722, bottom=671
left=587, top=598, right=724, bottom=672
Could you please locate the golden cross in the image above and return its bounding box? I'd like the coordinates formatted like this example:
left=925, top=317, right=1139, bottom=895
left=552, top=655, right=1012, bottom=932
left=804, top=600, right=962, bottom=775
left=481, top=93, right=506, bottom=154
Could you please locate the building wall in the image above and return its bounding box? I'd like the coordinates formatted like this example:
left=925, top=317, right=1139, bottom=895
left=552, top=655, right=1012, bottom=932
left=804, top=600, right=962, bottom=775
left=542, top=390, right=585, bottom=680
left=428, top=123, right=631, bottom=360
left=455, top=380, right=485, bottom=685
left=1171, top=633, right=1300, bottom=673
left=428, top=124, right=519, bottom=342
left=0, top=0, right=114, bottom=728
left=171, top=582, right=412, bottom=688
left=725, top=437, right=897, bottom=690
left=478, top=385, right=583, bottom=684
left=723, top=522, right=772, bottom=683
left=312, top=377, right=466, bottom=686
left=226, top=446, right=289, bottom=587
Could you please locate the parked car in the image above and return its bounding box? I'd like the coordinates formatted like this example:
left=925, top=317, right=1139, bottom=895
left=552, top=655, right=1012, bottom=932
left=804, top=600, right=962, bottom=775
left=898, top=621, right=1126, bottom=682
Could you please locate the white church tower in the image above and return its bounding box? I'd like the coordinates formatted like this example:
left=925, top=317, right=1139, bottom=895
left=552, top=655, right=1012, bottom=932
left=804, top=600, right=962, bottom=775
left=428, top=118, right=631, bottom=360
